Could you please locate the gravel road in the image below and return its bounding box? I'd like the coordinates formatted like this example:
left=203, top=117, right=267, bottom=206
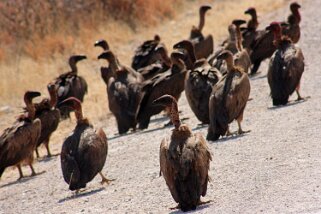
left=1, top=0, right=321, bottom=213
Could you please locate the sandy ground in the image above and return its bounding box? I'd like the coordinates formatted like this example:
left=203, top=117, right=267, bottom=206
left=1, top=0, right=321, bottom=213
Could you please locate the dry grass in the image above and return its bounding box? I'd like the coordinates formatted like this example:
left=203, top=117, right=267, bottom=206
left=0, top=0, right=289, bottom=131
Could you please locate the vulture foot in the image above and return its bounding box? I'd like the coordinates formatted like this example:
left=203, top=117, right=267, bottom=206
left=99, top=172, right=115, bottom=185
left=169, top=204, right=180, bottom=210
left=238, top=128, right=251, bottom=135
left=198, top=199, right=213, bottom=206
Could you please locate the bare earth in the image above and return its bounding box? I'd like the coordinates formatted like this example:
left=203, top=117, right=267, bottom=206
left=1, top=0, right=321, bottom=213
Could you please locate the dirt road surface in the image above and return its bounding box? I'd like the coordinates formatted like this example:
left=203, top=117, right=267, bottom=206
left=1, top=0, right=321, bottom=213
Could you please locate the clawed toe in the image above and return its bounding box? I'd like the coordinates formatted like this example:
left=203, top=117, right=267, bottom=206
left=238, top=129, right=251, bottom=135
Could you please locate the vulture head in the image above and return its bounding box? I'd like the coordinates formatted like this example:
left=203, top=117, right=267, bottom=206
left=217, top=50, right=234, bottom=70
left=173, top=40, right=196, bottom=64
left=154, top=34, right=161, bottom=42
left=47, top=83, right=58, bottom=107
left=200, top=5, right=212, bottom=14
left=232, top=19, right=246, bottom=27
left=24, top=91, right=41, bottom=119
left=265, top=22, right=282, bottom=32
left=69, top=55, right=87, bottom=66
left=153, top=95, right=181, bottom=129
left=290, top=2, right=301, bottom=12
left=94, top=39, right=110, bottom=51
left=244, top=7, right=257, bottom=16
left=98, top=50, right=115, bottom=61
left=58, top=97, right=84, bottom=122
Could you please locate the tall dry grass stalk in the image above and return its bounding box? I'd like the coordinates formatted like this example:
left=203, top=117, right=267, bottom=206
left=0, top=0, right=288, bottom=129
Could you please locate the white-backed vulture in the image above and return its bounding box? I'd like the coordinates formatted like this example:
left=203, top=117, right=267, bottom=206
left=207, top=50, right=250, bottom=141
left=59, top=97, right=112, bottom=191
left=154, top=95, right=212, bottom=212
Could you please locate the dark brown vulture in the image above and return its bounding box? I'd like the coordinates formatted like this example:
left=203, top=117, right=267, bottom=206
left=267, top=22, right=305, bottom=106
left=98, top=50, right=144, bottom=134
left=248, top=24, right=276, bottom=75
left=60, top=97, right=111, bottom=192
left=242, top=7, right=260, bottom=50
left=53, top=55, right=88, bottom=118
left=208, top=24, right=239, bottom=74
left=131, top=35, right=167, bottom=70
left=282, top=2, right=301, bottom=44
left=137, top=45, right=172, bottom=80
left=153, top=95, right=212, bottom=212
left=137, top=50, right=187, bottom=129
left=33, top=83, right=60, bottom=158
left=189, top=5, right=214, bottom=59
left=0, top=91, right=41, bottom=179
left=174, top=40, right=221, bottom=124
left=94, top=39, right=117, bottom=86
left=207, top=50, right=250, bottom=141
left=232, top=19, right=251, bottom=74
left=185, top=59, right=221, bottom=124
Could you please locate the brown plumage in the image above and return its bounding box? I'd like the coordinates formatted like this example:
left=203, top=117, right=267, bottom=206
left=154, top=95, right=212, bottom=212
left=267, top=22, right=305, bottom=106
left=189, top=5, right=214, bottom=59
left=209, top=24, right=239, bottom=74
left=98, top=50, right=144, bottom=134
left=232, top=19, right=251, bottom=74
left=53, top=55, right=88, bottom=118
left=34, top=83, right=60, bottom=158
left=242, top=7, right=260, bottom=50
left=248, top=24, right=276, bottom=75
left=207, top=50, right=250, bottom=141
left=185, top=59, right=221, bottom=124
left=137, top=51, right=187, bottom=129
left=0, top=91, right=41, bottom=179
left=282, top=2, right=301, bottom=44
left=137, top=45, right=171, bottom=80
left=131, top=35, right=167, bottom=70
left=175, top=40, right=221, bottom=124
left=94, top=39, right=114, bottom=86
left=59, top=97, right=111, bottom=191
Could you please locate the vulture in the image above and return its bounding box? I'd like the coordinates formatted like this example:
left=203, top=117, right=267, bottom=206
left=208, top=24, right=239, bottom=74
left=137, top=50, right=187, bottom=129
left=248, top=24, right=276, bottom=75
left=267, top=22, right=305, bottom=106
left=94, top=39, right=118, bottom=86
left=185, top=59, right=221, bottom=124
left=60, top=97, right=112, bottom=192
left=154, top=95, right=212, bottom=212
left=34, top=83, right=60, bottom=158
left=53, top=55, right=88, bottom=118
left=174, top=40, right=221, bottom=124
left=282, top=2, right=301, bottom=44
left=137, top=45, right=171, bottom=80
left=232, top=19, right=252, bottom=74
left=207, top=50, right=250, bottom=141
left=242, top=7, right=260, bottom=50
left=131, top=35, right=167, bottom=70
left=189, top=5, right=214, bottom=59
left=98, top=50, right=144, bottom=134
left=0, top=91, right=41, bottom=179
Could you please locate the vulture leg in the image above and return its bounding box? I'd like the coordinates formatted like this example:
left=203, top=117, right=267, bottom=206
left=99, top=172, right=114, bottom=185
left=29, top=164, right=36, bottom=176
left=44, top=138, right=52, bottom=157
left=35, top=148, right=40, bottom=158
left=17, top=164, right=24, bottom=180
left=295, top=81, right=304, bottom=101
left=250, top=61, right=261, bottom=76
left=226, top=126, right=233, bottom=136
left=236, top=113, right=250, bottom=135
